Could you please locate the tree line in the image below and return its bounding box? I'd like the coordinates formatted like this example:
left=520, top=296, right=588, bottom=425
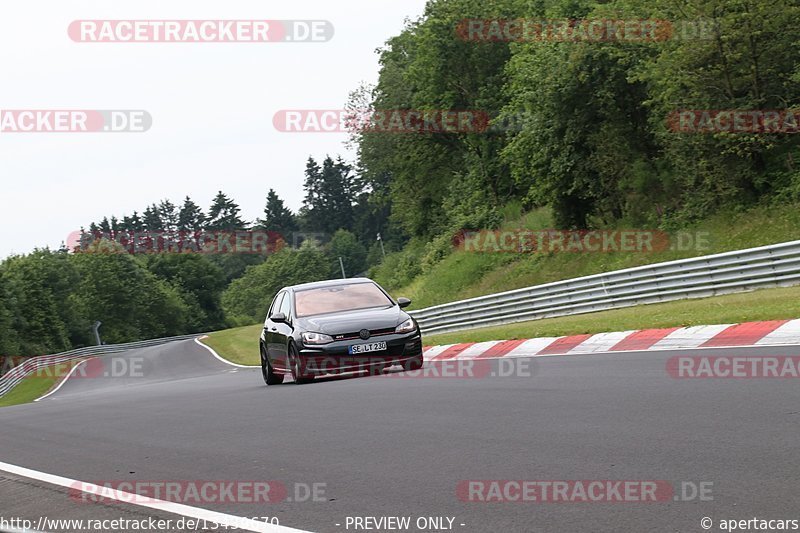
left=0, top=156, right=380, bottom=356
left=352, top=0, right=800, bottom=240
left=3, top=0, right=798, bottom=357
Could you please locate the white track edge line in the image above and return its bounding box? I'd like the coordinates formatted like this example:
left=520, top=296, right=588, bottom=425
left=0, top=461, right=308, bottom=533
left=34, top=358, right=91, bottom=402
left=36, top=337, right=257, bottom=403
left=194, top=337, right=259, bottom=368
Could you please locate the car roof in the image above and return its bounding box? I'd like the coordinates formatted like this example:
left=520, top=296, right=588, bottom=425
left=282, top=277, right=376, bottom=293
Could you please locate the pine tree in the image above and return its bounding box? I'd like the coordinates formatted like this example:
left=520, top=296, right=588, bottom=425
left=129, top=211, right=144, bottom=232
left=158, top=200, right=178, bottom=233
left=142, top=204, right=163, bottom=232
left=322, top=156, right=356, bottom=232
left=300, top=156, right=360, bottom=233
left=256, top=189, right=298, bottom=238
left=177, top=196, right=206, bottom=233
left=206, top=191, right=247, bottom=231
left=302, top=157, right=323, bottom=212
left=99, top=217, right=112, bottom=236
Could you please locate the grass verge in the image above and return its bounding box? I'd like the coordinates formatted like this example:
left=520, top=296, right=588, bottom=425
left=424, top=285, right=800, bottom=346
left=0, top=360, right=80, bottom=408
left=201, top=324, right=262, bottom=366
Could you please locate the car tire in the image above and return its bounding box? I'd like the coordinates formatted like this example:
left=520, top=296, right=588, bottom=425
left=261, top=347, right=284, bottom=386
left=407, top=355, right=424, bottom=371
left=288, top=342, right=314, bottom=384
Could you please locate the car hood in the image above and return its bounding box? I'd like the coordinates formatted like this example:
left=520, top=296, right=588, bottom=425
left=297, top=305, right=407, bottom=335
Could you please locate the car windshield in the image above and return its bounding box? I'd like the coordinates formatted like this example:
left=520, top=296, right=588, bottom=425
left=294, top=282, right=393, bottom=317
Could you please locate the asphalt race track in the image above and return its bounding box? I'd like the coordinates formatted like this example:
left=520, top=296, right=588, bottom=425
left=2, top=339, right=800, bottom=532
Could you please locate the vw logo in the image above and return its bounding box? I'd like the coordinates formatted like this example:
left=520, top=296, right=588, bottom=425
left=359, top=329, right=371, bottom=340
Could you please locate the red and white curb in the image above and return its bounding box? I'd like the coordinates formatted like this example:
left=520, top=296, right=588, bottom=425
left=422, top=319, right=800, bottom=360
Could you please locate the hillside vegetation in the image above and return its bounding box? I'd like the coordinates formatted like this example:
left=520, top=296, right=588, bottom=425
left=374, top=202, right=800, bottom=309
left=4, top=0, right=800, bottom=357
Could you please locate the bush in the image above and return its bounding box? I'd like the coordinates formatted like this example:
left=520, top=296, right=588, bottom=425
left=327, top=229, right=367, bottom=278
left=143, top=253, right=227, bottom=332
left=1, top=250, right=81, bottom=354
left=369, top=238, right=426, bottom=291
left=222, top=243, right=331, bottom=325
left=70, top=250, right=191, bottom=344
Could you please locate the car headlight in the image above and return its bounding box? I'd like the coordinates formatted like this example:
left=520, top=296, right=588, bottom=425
left=302, top=332, right=334, bottom=345
left=395, top=318, right=416, bottom=334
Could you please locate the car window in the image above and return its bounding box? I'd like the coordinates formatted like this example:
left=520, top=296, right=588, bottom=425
left=279, top=292, right=292, bottom=318
left=294, top=282, right=393, bottom=317
left=268, top=292, right=284, bottom=319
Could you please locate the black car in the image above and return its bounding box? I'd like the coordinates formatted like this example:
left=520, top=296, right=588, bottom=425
left=259, top=278, right=424, bottom=385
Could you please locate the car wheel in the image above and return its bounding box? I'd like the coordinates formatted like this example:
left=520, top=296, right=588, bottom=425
left=288, top=342, right=314, bottom=384
left=407, top=355, right=424, bottom=371
left=261, top=347, right=284, bottom=386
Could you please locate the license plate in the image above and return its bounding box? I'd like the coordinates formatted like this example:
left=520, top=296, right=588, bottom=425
left=348, top=341, right=387, bottom=354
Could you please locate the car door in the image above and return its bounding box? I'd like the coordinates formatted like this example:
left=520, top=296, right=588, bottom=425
left=272, top=291, right=294, bottom=369
left=264, top=292, right=285, bottom=369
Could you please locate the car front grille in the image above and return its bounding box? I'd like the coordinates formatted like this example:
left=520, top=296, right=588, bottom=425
left=332, top=327, right=396, bottom=341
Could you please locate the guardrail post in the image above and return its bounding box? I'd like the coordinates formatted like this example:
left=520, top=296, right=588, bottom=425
left=92, top=321, right=103, bottom=346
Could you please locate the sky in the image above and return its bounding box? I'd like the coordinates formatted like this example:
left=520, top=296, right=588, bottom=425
left=0, top=0, right=429, bottom=257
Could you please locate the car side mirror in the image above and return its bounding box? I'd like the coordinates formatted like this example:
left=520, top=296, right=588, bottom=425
left=270, top=312, right=287, bottom=323
left=397, top=297, right=412, bottom=309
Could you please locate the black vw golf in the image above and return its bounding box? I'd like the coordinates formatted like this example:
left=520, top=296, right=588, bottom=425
left=259, top=278, right=424, bottom=385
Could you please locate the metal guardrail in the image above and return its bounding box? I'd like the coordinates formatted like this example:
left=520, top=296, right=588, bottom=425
left=409, top=240, right=800, bottom=336
left=0, top=333, right=201, bottom=398
left=4, top=240, right=800, bottom=396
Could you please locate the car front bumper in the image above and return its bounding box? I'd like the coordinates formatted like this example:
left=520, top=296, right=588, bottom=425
left=297, top=331, right=423, bottom=376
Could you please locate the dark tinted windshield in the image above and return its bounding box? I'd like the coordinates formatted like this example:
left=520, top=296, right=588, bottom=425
left=294, top=282, right=393, bottom=317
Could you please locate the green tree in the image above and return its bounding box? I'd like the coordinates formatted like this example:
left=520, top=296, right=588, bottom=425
left=206, top=191, right=247, bottom=231
left=143, top=254, right=227, bottom=332
left=300, top=156, right=360, bottom=234
left=632, top=0, right=800, bottom=220
left=1, top=249, right=82, bottom=354
left=158, top=199, right=178, bottom=233
left=221, top=242, right=331, bottom=325
left=502, top=24, right=656, bottom=227
left=142, top=204, right=164, bottom=232
left=69, top=246, right=190, bottom=344
left=0, top=271, right=20, bottom=356
left=327, top=229, right=368, bottom=278
left=99, top=217, right=112, bottom=236
left=255, top=189, right=298, bottom=238
left=177, top=196, right=206, bottom=233
left=120, top=211, right=144, bottom=232
left=354, top=0, right=521, bottom=238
